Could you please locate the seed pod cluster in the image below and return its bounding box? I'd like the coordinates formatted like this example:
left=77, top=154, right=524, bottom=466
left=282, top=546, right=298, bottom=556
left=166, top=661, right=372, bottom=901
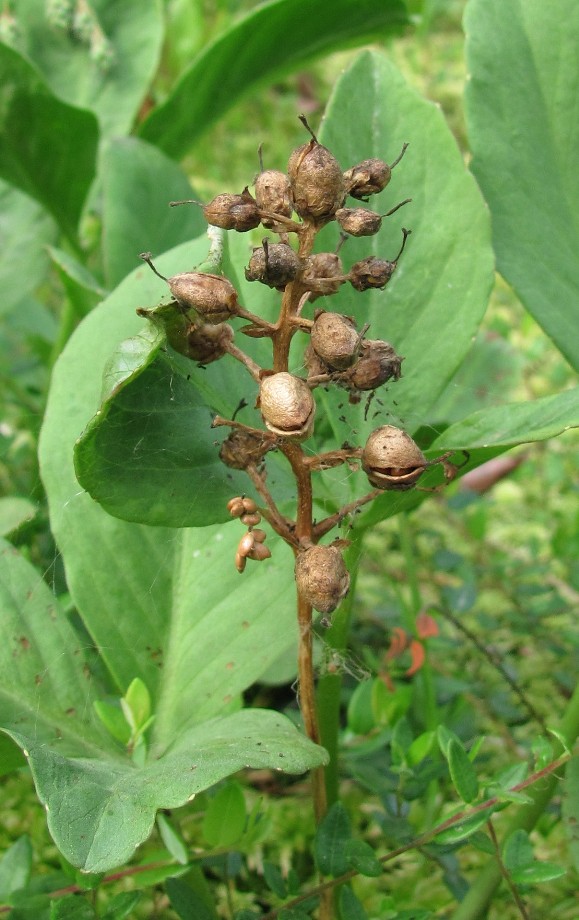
left=137, top=117, right=454, bottom=600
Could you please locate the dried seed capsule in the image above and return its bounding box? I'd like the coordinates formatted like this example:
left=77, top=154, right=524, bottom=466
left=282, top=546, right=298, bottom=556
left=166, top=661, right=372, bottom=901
left=295, top=544, right=350, bottom=614
left=241, top=497, right=258, bottom=513
left=240, top=511, right=261, bottom=527
left=203, top=187, right=261, bottom=232
left=238, top=531, right=256, bottom=557
left=343, top=144, right=408, bottom=200
left=167, top=272, right=240, bottom=324
left=227, top=497, right=246, bottom=517
left=335, top=207, right=383, bottom=237
left=349, top=228, right=411, bottom=291
left=259, top=372, right=315, bottom=440
left=255, top=169, right=294, bottom=228
left=245, top=240, right=301, bottom=289
left=185, top=321, right=233, bottom=363
left=310, top=312, right=360, bottom=371
left=287, top=118, right=345, bottom=223
left=219, top=429, right=273, bottom=470
left=248, top=542, right=272, bottom=562
left=301, top=252, right=345, bottom=300
left=362, top=425, right=427, bottom=491
left=344, top=340, right=403, bottom=392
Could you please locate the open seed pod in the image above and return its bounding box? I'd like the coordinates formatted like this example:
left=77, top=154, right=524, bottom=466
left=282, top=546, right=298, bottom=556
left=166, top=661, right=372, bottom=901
left=294, top=544, right=350, bottom=614
left=310, top=311, right=360, bottom=370
left=259, top=372, right=315, bottom=440
left=167, top=272, right=240, bottom=324
left=219, top=429, right=273, bottom=470
left=362, top=425, right=427, bottom=491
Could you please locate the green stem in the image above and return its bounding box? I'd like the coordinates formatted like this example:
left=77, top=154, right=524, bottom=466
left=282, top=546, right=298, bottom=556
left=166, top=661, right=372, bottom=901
left=450, top=678, right=579, bottom=920
left=316, top=531, right=365, bottom=806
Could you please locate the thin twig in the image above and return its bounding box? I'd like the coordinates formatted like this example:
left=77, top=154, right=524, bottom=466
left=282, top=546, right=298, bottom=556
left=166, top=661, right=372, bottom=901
left=486, top=818, right=530, bottom=919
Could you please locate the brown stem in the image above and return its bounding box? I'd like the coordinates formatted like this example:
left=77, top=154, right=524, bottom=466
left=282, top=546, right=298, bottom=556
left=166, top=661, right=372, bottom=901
left=223, top=341, right=263, bottom=381
left=314, top=488, right=381, bottom=540
left=245, top=462, right=299, bottom=547
left=486, top=819, right=530, bottom=919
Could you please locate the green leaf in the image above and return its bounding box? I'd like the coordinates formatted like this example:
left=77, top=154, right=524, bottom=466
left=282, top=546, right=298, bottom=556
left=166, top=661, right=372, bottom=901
left=279, top=911, right=312, bottom=920
left=430, top=389, right=579, bottom=452
left=102, top=892, right=142, bottom=920
left=407, top=731, right=436, bottom=766
left=314, top=803, right=352, bottom=877
left=203, top=781, right=246, bottom=848
left=562, top=755, right=579, bottom=871
left=0, top=181, right=56, bottom=315
left=509, top=863, right=567, bottom=885
left=434, top=809, right=494, bottom=845
left=347, top=679, right=376, bottom=735
left=166, top=878, right=215, bottom=920
left=0, top=835, right=32, bottom=901
left=0, top=44, right=98, bottom=241
left=338, top=885, right=368, bottom=920
left=0, top=497, right=37, bottom=538
left=50, top=898, right=97, bottom=920
left=263, top=861, right=287, bottom=899
left=465, top=0, right=579, bottom=370
left=93, top=700, right=131, bottom=745
left=123, top=678, right=152, bottom=731
left=101, top=137, right=205, bottom=287
left=502, top=829, right=534, bottom=871
left=16, top=0, right=164, bottom=140
left=6, top=709, right=326, bottom=874
left=139, top=0, right=408, bottom=158
left=0, top=540, right=326, bottom=873
left=344, top=839, right=382, bottom=877
left=156, top=813, right=189, bottom=865
left=446, top=739, right=479, bottom=804
left=307, top=50, right=493, bottom=526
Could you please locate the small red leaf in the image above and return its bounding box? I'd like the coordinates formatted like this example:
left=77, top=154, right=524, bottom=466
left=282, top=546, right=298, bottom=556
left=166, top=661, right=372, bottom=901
left=416, top=611, right=439, bottom=639
left=405, top=640, right=425, bottom=676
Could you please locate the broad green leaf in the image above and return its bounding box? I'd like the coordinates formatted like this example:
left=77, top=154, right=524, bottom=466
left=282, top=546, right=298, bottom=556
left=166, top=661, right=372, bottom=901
left=562, top=755, right=579, bottom=871
left=5, top=707, right=326, bottom=874
left=314, top=802, right=351, bottom=877
left=0, top=538, right=112, bottom=758
left=446, top=739, right=479, bottom=804
left=202, top=781, right=246, bottom=848
left=101, top=137, right=205, bottom=287
left=339, top=886, right=368, bottom=920
left=0, top=44, right=98, bottom=241
left=465, top=0, right=579, bottom=370
left=139, top=0, right=408, bottom=158
left=0, top=181, right=56, bottom=315
left=16, top=0, right=164, bottom=140
left=430, top=388, right=579, bottom=451
left=72, top=236, right=295, bottom=528
left=0, top=836, right=32, bottom=901
left=301, top=50, right=493, bottom=526
left=347, top=679, right=376, bottom=736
